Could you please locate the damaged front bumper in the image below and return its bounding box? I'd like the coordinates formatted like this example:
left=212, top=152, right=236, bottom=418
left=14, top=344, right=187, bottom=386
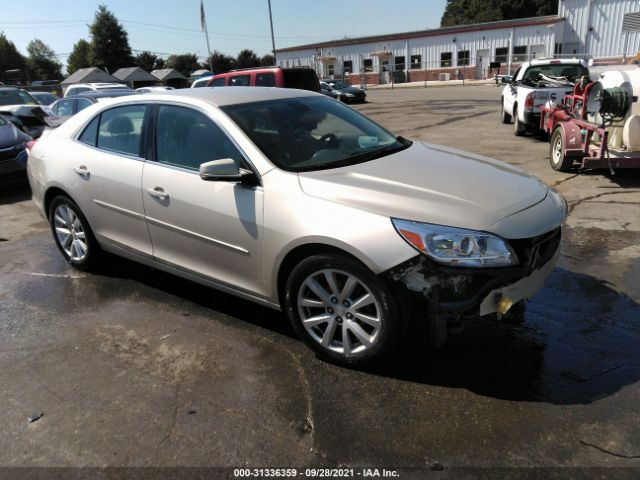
left=386, top=227, right=561, bottom=317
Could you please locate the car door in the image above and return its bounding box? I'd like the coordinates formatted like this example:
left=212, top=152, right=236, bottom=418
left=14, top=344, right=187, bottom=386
left=71, top=104, right=153, bottom=256
left=142, top=104, right=264, bottom=295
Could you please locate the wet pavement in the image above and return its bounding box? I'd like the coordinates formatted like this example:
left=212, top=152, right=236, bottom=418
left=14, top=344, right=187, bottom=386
left=1, top=86, right=639, bottom=474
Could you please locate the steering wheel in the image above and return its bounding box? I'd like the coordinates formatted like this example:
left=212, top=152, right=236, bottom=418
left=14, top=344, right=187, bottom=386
left=318, top=133, right=339, bottom=148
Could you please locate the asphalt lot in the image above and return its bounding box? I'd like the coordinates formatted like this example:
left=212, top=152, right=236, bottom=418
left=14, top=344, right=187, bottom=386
left=1, top=85, right=640, bottom=474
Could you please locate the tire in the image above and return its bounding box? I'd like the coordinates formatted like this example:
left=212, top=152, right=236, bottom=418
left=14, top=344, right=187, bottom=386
left=48, top=195, right=100, bottom=270
left=283, top=254, right=406, bottom=367
left=549, top=128, right=576, bottom=172
left=513, top=106, right=526, bottom=136
left=501, top=99, right=512, bottom=124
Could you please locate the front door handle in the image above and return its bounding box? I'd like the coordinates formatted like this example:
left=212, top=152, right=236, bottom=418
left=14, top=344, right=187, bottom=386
left=146, top=186, right=169, bottom=200
left=74, top=165, right=90, bottom=176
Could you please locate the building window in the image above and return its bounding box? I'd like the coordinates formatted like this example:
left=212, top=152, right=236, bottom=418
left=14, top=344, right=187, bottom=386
left=410, top=55, right=422, bottom=69
left=363, top=59, right=373, bottom=72
left=495, top=47, right=508, bottom=63
left=394, top=56, right=405, bottom=71
left=328, top=64, right=334, bottom=76
left=457, top=50, right=470, bottom=66
left=554, top=43, right=563, bottom=55
left=513, top=46, right=527, bottom=63
left=382, top=60, right=389, bottom=72
left=343, top=60, right=353, bottom=73
left=441, top=52, right=452, bottom=67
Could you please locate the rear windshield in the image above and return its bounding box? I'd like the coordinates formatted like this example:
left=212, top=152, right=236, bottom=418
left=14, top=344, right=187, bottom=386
left=0, top=89, right=37, bottom=106
left=522, top=64, right=590, bottom=84
left=282, top=69, right=320, bottom=92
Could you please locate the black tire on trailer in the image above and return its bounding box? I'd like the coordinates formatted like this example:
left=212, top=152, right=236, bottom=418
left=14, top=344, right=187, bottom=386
left=549, top=128, right=577, bottom=172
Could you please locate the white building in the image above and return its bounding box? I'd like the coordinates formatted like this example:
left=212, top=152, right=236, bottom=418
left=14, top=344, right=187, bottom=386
left=275, top=0, right=640, bottom=83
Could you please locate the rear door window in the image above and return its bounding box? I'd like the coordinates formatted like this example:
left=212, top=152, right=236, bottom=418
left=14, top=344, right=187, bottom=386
left=52, top=99, right=75, bottom=116
left=96, top=105, right=146, bottom=157
left=282, top=69, right=320, bottom=91
left=229, top=75, right=251, bottom=87
left=78, top=115, right=100, bottom=146
left=255, top=73, right=276, bottom=87
left=77, top=98, right=93, bottom=112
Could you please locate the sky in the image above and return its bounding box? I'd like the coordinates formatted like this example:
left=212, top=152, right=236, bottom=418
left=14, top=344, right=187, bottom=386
left=1, top=0, right=448, bottom=66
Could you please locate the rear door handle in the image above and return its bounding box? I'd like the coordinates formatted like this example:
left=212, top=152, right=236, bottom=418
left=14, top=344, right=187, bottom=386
left=146, top=187, right=169, bottom=200
left=74, top=165, right=90, bottom=176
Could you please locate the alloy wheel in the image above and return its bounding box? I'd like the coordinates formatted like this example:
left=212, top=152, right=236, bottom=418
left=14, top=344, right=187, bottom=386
left=53, top=204, right=88, bottom=262
left=297, top=269, right=382, bottom=355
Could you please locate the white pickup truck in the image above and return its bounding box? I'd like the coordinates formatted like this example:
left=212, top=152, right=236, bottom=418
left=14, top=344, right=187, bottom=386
left=500, top=59, right=590, bottom=136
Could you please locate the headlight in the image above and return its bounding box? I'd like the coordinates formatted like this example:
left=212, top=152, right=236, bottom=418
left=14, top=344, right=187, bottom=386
left=344, top=93, right=355, bottom=97
left=392, top=219, right=518, bottom=267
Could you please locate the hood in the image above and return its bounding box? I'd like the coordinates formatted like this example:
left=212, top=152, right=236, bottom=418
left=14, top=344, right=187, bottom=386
left=297, top=141, right=549, bottom=234
left=339, top=86, right=364, bottom=94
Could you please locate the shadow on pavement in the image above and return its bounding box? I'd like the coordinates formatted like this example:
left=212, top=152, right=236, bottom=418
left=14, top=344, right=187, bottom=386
left=0, top=180, right=31, bottom=206
left=92, top=252, right=640, bottom=406
left=380, top=267, right=640, bottom=405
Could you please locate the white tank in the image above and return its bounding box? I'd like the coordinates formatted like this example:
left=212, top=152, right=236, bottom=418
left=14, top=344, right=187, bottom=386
left=597, top=69, right=639, bottom=149
left=623, top=115, right=640, bottom=151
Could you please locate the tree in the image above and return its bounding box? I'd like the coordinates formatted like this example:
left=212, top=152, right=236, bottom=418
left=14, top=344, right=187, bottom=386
left=0, top=32, right=27, bottom=84
left=165, top=53, right=200, bottom=77
left=89, top=5, right=133, bottom=72
left=441, top=0, right=556, bottom=27
left=26, top=39, right=62, bottom=80
left=66, top=39, right=92, bottom=75
left=236, top=49, right=260, bottom=69
left=260, top=54, right=275, bottom=67
left=133, top=51, right=159, bottom=72
left=154, top=57, right=166, bottom=70
left=205, top=51, right=236, bottom=74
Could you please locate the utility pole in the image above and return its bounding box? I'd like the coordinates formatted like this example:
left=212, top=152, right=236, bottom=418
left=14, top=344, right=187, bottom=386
left=268, top=0, right=277, bottom=64
left=200, top=0, right=214, bottom=73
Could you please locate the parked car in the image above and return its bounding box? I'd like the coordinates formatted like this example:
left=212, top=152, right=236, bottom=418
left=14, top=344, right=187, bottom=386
left=29, top=91, right=60, bottom=106
left=207, top=67, right=320, bottom=92
left=191, top=76, right=214, bottom=88
left=320, top=80, right=366, bottom=103
left=0, top=113, right=32, bottom=184
left=50, top=90, right=141, bottom=118
left=501, top=59, right=589, bottom=136
left=0, top=87, right=50, bottom=138
left=136, top=86, right=175, bottom=94
left=64, top=83, right=130, bottom=98
left=28, top=87, right=566, bottom=367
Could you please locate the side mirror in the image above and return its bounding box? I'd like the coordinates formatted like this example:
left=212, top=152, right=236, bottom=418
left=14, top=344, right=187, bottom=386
left=199, top=158, right=259, bottom=186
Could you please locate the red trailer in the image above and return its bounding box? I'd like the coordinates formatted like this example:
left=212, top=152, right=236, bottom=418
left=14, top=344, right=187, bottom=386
left=539, top=73, right=640, bottom=172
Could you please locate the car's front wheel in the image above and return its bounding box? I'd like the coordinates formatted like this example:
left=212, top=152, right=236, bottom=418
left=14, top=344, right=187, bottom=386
left=49, top=195, right=100, bottom=270
left=284, top=254, right=406, bottom=367
left=500, top=99, right=512, bottom=124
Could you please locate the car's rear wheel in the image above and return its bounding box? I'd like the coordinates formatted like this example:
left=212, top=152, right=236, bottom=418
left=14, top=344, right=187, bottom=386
left=284, top=254, right=406, bottom=367
left=514, top=106, right=526, bottom=136
left=500, top=99, right=512, bottom=124
left=549, top=128, right=577, bottom=172
left=49, top=195, right=100, bottom=270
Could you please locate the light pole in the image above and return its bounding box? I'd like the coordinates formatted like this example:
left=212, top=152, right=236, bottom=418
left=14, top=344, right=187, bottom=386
left=267, top=0, right=277, bottom=64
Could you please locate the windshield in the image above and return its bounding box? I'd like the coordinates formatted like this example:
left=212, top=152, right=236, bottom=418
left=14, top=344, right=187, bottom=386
left=330, top=81, right=349, bottom=89
left=32, top=93, right=58, bottom=105
left=223, top=96, right=410, bottom=172
left=0, top=89, right=37, bottom=106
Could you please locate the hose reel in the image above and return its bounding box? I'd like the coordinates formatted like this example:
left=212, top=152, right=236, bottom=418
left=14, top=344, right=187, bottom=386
left=586, top=82, right=630, bottom=119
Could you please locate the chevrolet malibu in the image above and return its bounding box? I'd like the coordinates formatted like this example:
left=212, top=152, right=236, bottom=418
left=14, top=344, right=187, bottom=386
left=28, top=88, right=566, bottom=366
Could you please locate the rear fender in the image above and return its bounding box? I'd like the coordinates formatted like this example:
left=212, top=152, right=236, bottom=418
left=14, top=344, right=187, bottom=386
left=553, top=122, right=584, bottom=156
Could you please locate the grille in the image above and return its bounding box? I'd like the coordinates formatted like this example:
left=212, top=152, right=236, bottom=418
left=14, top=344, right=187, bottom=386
left=509, top=227, right=561, bottom=270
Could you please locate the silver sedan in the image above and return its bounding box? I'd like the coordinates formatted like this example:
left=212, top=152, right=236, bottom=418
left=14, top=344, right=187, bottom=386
left=27, top=87, right=566, bottom=366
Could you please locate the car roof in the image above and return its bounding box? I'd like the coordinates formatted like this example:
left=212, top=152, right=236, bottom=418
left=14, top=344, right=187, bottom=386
left=105, top=86, right=321, bottom=107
